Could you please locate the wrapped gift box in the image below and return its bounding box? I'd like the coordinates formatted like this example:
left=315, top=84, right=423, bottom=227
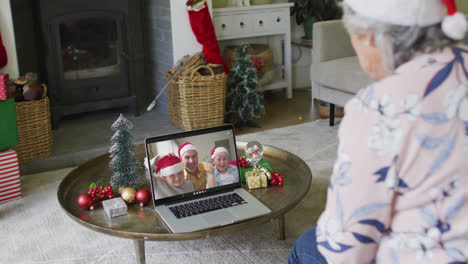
left=0, top=74, right=9, bottom=100
left=103, top=197, right=127, bottom=218
left=0, top=98, right=18, bottom=151
left=239, top=159, right=272, bottom=183
left=245, top=171, right=268, bottom=189
left=0, top=149, right=22, bottom=204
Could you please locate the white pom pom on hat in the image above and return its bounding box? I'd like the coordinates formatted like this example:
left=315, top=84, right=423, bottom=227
left=442, top=0, right=468, bottom=40
left=344, top=0, right=467, bottom=40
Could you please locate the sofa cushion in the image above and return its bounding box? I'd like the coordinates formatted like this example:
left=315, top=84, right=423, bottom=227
left=311, top=56, right=373, bottom=94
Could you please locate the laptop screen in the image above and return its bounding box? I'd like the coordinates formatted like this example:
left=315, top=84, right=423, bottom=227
left=144, top=125, right=241, bottom=205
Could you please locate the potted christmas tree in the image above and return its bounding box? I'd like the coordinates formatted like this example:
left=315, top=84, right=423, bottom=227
left=225, top=43, right=264, bottom=127
left=109, top=114, right=142, bottom=189
left=289, top=0, right=342, bottom=40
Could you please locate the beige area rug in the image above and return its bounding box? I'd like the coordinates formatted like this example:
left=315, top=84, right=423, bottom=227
left=0, top=119, right=339, bottom=264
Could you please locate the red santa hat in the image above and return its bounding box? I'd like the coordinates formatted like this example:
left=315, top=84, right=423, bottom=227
left=178, top=142, right=198, bottom=158
left=211, top=146, right=229, bottom=160
left=344, top=0, right=468, bottom=40
left=155, top=154, right=184, bottom=177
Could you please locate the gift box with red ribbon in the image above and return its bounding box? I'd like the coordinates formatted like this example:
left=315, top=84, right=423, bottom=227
left=0, top=149, right=22, bottom=204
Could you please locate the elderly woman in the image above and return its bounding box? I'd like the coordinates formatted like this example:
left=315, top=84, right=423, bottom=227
left=289, top=0, right=468, bottom=263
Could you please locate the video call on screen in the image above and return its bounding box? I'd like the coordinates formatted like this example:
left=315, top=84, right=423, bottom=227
left=146, top=130, right=240, bottom=200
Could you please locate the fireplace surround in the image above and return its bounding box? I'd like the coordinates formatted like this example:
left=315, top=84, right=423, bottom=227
left=11, top=0, right=161, bottom=129
left=37, top=0, right=144, bottom=128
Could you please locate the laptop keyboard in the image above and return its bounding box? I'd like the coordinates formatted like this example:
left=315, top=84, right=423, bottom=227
left=169, top=193, right=247, bottom=219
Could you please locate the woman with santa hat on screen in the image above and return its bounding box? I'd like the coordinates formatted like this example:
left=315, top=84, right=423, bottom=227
left=289, top=0, right=468, bottom=263
left=206, top=147, right=239, bottom=188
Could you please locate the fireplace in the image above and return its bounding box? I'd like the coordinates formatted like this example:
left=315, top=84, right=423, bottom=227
left=37, top=0, right=144, bottom=128
left=11, top=0, right=174, bottom=128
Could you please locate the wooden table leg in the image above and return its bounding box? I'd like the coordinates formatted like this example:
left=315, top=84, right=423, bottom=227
left=278, top=214, right=285, bottom=240
left=134, top=239, right=146, bottom=264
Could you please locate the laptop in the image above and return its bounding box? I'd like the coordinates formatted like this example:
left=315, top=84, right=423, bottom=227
left=144, top=124, right=271, bottom=233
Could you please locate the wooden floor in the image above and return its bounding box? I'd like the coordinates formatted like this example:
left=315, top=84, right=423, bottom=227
left=235, top=88, right=320, bottom=135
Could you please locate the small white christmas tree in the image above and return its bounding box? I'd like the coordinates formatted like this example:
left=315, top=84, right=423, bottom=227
left=109, top=114, right=142, bottom=188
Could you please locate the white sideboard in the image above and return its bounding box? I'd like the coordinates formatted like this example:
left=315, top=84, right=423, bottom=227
left=213, top=3, right=294, bottom=98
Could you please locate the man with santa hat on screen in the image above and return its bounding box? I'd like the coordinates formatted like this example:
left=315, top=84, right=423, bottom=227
left=178, top=142, right=214, bottom=191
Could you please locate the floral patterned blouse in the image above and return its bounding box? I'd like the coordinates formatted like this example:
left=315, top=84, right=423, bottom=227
left=316, top=45, right=468, bottom=264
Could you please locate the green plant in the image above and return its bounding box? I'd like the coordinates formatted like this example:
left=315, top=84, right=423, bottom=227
left=289, top=0, right=342, bottom=25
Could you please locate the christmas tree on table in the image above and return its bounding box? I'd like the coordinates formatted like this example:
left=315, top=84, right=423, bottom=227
left=109, top=114, right=142, bottom=188
left=226, top=43, right=264, bottom=127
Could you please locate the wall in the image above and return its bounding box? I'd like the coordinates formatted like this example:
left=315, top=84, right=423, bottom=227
left=170, top=0, right=212, bottom=63
left=0, top=0, right=19, bottom=77
left=456, top=0, right=468, bottom=14
left=145, top=0, right=174, bottom=112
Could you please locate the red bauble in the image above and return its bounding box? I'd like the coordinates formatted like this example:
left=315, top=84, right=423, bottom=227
left=136, top=188, right=151, bottom=205
left=77, top=193, right=93, bottom=210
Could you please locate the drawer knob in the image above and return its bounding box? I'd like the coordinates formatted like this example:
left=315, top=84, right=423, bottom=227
left=277, top=17, right=281, bottom=23
left=240, top=21, right=245, bottom=28
left=259, top=20, right=263, bottom=26
left=222, top=24, right=227, bottom=31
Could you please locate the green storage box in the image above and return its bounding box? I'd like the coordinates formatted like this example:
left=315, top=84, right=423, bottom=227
left=239, top=159, right=272, bottom=183
left=0, top=98, right=18, bottom=151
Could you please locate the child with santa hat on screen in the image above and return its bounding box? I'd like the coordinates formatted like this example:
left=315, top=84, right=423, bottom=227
left=150, top=154, right=195, bottom=199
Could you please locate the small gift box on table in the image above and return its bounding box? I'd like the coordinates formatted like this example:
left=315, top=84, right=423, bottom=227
left=245, top=170, right=268, bottom=189
left=239, top=159, right=272, bottom=183
left=102, top=197, right=128, bottom=218
left=0, top=149, right=22, bottom=204
left=0, top=74, right=8, bottom=101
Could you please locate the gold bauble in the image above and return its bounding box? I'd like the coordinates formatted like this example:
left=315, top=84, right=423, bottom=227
left=120, top=187, right=136, bottom=204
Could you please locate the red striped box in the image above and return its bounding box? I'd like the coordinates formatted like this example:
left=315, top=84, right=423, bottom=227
left=0, top=74, right=8, bottom=101
left=0, top=149, right=22, bottom=203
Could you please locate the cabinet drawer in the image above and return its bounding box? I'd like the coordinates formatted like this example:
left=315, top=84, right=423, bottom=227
left=252, top=13, right=272, bottom=33
left=214, top=15, right=252, bottom=38
left=269, top=11, right=289, bottom=32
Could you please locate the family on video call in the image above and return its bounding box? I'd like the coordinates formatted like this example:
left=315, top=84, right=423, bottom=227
left=145, top=140, right=240, bottom=199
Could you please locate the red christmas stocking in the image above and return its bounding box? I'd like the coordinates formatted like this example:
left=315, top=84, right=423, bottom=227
left=0, top=32, right=7, bottom=68
left=187, top=1, right=228, bottom=73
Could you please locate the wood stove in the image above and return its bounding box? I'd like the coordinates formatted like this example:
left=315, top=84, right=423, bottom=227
left=38, top=0, right=144, bottom=128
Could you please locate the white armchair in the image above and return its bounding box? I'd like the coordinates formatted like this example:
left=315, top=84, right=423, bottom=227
left=310, top=20, right=373, bottom=125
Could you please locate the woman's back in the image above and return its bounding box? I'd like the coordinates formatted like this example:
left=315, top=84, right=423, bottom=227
left=315, top=45, right=468, bottom=263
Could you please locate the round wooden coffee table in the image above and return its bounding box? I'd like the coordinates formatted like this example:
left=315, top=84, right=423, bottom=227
left=57, top=142, right=312, bottom=264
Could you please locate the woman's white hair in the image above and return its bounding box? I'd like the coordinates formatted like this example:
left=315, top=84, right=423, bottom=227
left=342, top=3, right=456, bottom=70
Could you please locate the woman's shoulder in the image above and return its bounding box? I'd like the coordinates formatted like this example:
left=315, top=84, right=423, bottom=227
left=352, top=46, right=465, bottom=112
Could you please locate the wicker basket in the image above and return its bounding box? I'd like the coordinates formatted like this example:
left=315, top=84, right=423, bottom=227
left=167, top=65, right=227, bottom=131
left=13, top=84, right=53, bottom=163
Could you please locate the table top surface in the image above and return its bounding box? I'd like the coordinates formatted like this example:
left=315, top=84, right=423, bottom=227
left=57, top=142, right=312, bottom=241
